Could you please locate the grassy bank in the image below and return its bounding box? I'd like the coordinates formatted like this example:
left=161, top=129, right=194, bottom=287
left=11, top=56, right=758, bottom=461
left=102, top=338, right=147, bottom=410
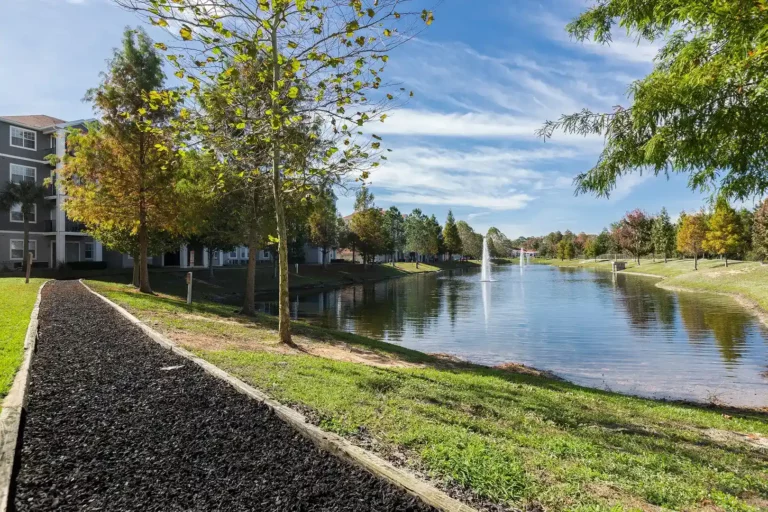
left=0, top=278, right=46, bottom=405
left=91, top=260, right=477, bottom=305
left=537, top=257, right=768, bottom=312
left=86, top=278, right=768, bottom=512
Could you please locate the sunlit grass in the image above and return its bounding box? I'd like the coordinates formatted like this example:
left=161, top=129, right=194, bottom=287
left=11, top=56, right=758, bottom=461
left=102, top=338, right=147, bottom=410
left=87, top=278, right=768, bottom=512
left=0, top=278, right=46, bottom=405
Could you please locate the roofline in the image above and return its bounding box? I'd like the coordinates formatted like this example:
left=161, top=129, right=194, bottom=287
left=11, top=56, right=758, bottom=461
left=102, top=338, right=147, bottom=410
left=0, top=116, right=97, bottom=133
left=43, top=119, right=97, bottom=133
left=0, top=117, right=45, bottom=131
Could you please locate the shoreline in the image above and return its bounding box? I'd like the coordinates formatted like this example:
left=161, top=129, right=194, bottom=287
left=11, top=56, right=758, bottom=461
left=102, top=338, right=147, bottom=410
left=552, top=259, right=768, bottom=331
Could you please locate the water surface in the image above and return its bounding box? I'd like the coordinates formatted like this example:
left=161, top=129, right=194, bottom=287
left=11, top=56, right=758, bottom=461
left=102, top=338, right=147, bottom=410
left=259, top=265, right=768, bottom=407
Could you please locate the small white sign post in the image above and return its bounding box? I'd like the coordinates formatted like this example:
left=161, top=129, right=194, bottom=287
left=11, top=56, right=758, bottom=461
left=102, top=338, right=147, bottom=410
left=186, top=272, right=193, bottom=304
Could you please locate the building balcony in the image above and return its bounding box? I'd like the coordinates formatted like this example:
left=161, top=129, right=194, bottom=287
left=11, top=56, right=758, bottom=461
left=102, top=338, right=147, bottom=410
left=44, top=219, right=86, bottom=233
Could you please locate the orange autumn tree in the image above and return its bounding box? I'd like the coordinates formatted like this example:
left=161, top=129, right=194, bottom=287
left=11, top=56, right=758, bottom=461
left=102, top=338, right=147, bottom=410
left=676, top=212, right=708, bottom=270
left=60, top=28, right=182, bottom=293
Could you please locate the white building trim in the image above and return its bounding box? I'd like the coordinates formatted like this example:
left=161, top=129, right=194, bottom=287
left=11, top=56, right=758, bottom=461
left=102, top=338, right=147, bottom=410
left=0, top=153, right=49, bottom=165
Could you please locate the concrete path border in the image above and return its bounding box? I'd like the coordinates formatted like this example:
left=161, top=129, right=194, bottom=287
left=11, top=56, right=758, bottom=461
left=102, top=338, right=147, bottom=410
left=80, top=280, right=476, bottom=512
left=0, top=281, right=47, bottom=512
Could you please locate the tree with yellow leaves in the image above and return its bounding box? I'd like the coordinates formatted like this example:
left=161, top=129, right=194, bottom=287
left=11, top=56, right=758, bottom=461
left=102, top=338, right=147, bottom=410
left=60, top=28, right=182, bottom=293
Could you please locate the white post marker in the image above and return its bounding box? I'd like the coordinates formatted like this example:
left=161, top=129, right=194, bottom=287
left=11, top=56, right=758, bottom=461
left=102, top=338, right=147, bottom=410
left=186, top=272, right=193, bottom=304
left=295, top=262, right=298, bottom=275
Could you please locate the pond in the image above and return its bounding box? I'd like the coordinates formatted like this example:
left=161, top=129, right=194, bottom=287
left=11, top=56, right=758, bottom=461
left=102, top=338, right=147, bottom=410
left=258, top=264, right=768, bottom=408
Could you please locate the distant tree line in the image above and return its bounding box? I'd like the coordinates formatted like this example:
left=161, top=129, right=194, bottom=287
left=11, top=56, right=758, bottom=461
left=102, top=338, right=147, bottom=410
left=522, top=198, right=768, bottom=270
left=333, top=186, right=515, bottom=267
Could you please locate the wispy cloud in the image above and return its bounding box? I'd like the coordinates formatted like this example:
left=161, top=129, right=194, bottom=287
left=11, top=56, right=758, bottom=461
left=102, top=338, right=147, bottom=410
left=368, top=145, right=576, bottom=212
left=534, top=11, right=664, bottom=65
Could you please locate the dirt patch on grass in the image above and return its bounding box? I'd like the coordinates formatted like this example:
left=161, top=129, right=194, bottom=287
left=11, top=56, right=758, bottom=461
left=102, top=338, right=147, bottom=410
left=494, top=361, right=562, bottom=380
left=702, top=428, right=768, bottom=450
left=584, top=483, right=662, bottom=512
left=168, top=326, right=421, bottom=369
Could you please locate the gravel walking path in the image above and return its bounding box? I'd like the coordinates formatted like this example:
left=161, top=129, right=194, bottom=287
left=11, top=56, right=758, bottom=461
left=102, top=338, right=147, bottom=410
left=14, top=281, right=434, bottom=512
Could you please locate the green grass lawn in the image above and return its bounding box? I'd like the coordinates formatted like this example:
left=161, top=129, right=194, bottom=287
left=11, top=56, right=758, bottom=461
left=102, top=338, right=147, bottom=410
left=91, top=260, right=479, bottom=306
left=536, top=257, right=768, bottom=312
left=86, top=278, right=768, bottom=512
left=0, top=278, right=46, bottom=405
left=536, top=257, right=734, bottom=277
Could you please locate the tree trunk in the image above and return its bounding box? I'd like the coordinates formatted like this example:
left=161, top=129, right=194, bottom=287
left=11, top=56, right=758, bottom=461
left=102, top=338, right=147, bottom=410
left=209, top=248, right=215, bottom=279
left=138, top=209, right=152, bottom=294
left=322, top=247, right=328, bottom=268
left=352, top=246, right=356, bottom=264
left=132, top=253, right=140, bottom=287
left=242, top=222, right=258, bottom=315
left=694, top=251, right=698, bottom=270
left=725, top=256, right=728, bottom=267
left=23, top=220, right=30, bottom=283
left=271, top=15, right=291, bottom=346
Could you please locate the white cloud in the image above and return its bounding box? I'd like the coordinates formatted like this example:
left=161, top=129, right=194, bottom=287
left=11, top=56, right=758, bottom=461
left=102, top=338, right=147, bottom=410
left=535, top=12, right=664, bottom=65
left=379, top=192, right=535, bottom=211
left=366, top=144, right=577, bottom=212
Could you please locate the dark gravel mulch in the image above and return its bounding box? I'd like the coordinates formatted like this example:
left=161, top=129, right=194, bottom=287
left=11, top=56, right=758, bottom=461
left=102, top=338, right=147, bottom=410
left=13, top=281, right=435, bottom=512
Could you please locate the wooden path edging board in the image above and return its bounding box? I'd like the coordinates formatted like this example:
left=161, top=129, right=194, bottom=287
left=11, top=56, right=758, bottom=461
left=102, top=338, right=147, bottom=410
left=0, top=281, right=47, bottom=512
left=79, top=280, right=477, bottom=512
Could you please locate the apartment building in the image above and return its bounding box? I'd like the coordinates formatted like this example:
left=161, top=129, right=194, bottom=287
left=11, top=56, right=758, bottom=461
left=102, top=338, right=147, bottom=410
left=0, top=114, right=338, bottom=271
left=0, top=115, right=103, bottom=269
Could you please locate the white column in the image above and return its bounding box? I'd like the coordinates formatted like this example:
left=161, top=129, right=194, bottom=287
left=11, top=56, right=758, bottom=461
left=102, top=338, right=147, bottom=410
left=203, top=247, right=209, bottom=268
left=94, top=241, right=103, bottom=262
left=218, top=250, right=224, bottom=267
left=55, top=128, right=67, bottom=267
left=180, top=244, right=188, bottom=268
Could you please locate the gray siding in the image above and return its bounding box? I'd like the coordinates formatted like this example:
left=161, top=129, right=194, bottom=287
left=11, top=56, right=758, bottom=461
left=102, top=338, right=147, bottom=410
left=0, top=119, right=56, bottom=233
left=0, top=233, right=51, bottom=268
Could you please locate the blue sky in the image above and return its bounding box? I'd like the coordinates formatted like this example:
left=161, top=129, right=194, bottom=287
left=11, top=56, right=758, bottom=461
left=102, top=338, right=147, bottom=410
left=0, top=0, right=714, bottom=238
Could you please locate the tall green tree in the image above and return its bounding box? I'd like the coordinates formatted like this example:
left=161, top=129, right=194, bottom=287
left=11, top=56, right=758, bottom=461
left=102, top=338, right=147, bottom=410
left=349, top=187, right=386, bottom=266
left=539, top=0, right=768, bottom=202
left=405, top=209, right=437, bottom=268
left=651, top=208, right=676, bottom=263
left=557, top=238, right=575, bottom=260
left=703, top=198, right=742, bottom=267
left=442, top=210, right=462, bottom=260
left=753, top=199, right=768, bottom=262
left=383, top=206, right=406, bottom=263
left=307, top=190, right=339, bottom=268
left=177, top=151, right=247, bottom=280
left=737, top=208, right=754, bottom=259
left=456, top=221, right=481, bottom=259
left=62, top=28, right=181, bottom=294
left=0, top=181, right=46, bottom=281
left=123, top=0, right=433, bottom=345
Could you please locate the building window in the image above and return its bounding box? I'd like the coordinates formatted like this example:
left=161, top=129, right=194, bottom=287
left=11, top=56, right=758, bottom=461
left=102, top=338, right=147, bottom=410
left=10, top=203, right=36, bottom=223
left=10, top=240, right=36, bottom=260
left=10, top=163, right=36, bottom=183
left=84, top=242, right=94, bottom=260
left=230, top=251, right=237, bottom=258
left=10, top=126, right=36, bottom=150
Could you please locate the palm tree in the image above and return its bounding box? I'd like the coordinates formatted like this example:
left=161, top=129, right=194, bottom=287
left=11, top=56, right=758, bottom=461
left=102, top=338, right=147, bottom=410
left=0, top=181, right=47, bottom=282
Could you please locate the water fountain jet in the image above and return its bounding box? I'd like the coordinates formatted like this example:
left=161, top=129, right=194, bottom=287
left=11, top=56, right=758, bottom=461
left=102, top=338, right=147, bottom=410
left=480, top=236, right=493, bottom=282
